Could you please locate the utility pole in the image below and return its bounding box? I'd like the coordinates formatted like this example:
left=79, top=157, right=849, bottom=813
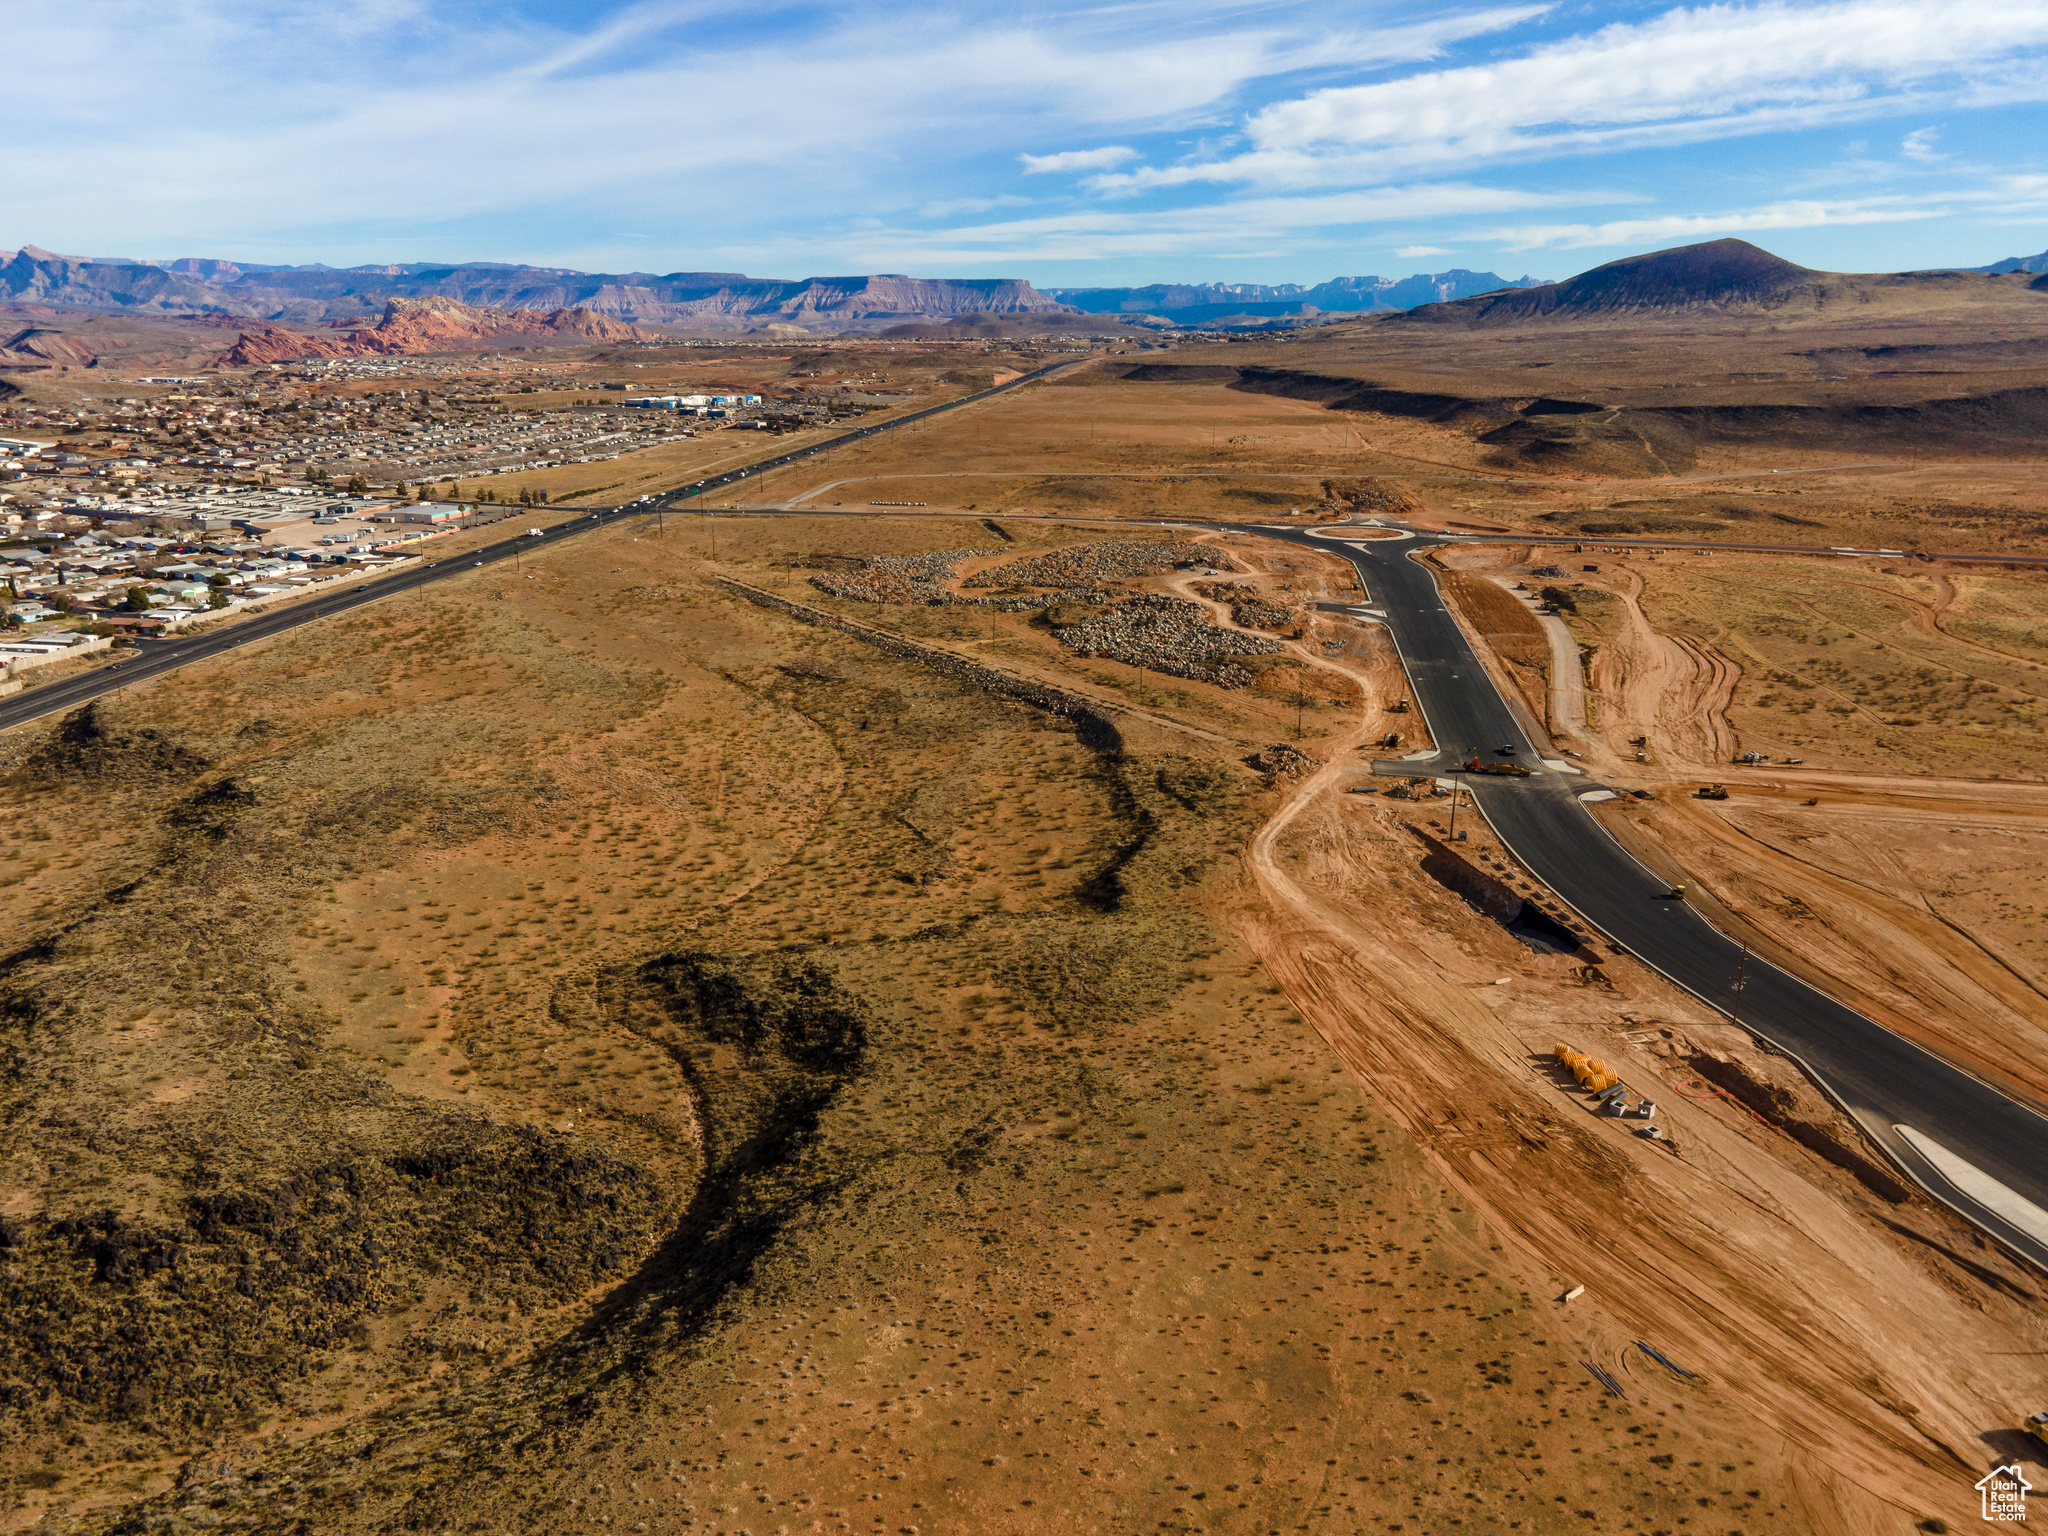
left=1730, top=943, right=1750, bottom=1027
left=1295, top=684, right=1305, bottom=740
left=1447, top=775, right=1462, bottom=841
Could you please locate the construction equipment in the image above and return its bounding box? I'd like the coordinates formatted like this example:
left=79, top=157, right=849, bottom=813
left=1382, top=731, right=1402, bottom=749
left=2025, top=1411, right=2048, bottom=1449
left=1670, top=883, right=1687, bottom=900
left=1465, top=756, right=1532, bottom=776
left=1696, top=784, right=1728, bottom=800
left=1388, top=699, right=1410, bottom=713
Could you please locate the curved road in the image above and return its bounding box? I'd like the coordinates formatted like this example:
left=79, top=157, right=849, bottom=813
left=1246, top=520, right=2048, bottom=1271
left=7, top=375, right=2044, bottom=1270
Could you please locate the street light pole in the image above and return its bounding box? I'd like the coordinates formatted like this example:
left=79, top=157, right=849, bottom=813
left=1730, top=943, right=1750, bottom=1028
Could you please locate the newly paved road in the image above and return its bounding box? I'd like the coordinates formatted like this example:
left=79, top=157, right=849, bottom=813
left=1246, top=520, right=2048, bottom=1270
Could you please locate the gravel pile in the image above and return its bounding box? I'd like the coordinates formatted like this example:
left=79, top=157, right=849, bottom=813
left=964, top=541, right=1229, bottom=589
left=810, top=548, right=998, bottom=605
left=1057, top=594, right=1284, bottom=688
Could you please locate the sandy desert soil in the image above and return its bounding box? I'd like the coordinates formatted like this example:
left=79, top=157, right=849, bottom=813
left=5, top=295, right=2048, bottom=1536
left=0, top=510, right=2031, bottom=1536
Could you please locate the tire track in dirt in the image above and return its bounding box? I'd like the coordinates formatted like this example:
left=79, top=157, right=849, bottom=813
left=1590, top=566, right=1742, bottom=764
left=1231, top=670, right=2041, bottom=1532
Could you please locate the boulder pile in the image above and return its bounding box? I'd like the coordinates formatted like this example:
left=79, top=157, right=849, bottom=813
left=810, top=547, right=997, bottom=605
left=1195, top=581, right=1297, bottom=632
left=1246, top=742, right=1322, bottom=782
left=1056, top=594, right=1284, bottom=688
left=964, top=540, right=1231, bottom=589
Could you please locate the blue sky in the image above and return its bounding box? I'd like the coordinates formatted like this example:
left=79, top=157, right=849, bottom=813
left=8, top=0, right=2048, bottom=286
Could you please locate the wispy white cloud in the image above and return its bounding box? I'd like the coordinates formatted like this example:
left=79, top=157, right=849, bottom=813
left=1092, top=0, right=2048, bottom=191
left=1020, top=147, right=1139, bottom=175
left=1900, top=126, right=1943, bottom=160
left=794, top=182, right=1594, bottom=266
left=0, top=0, right=1561, bottom=266
left=1491, top=197, right=1945, bottom=251
left=1396, top=244, right=1453, bottom=257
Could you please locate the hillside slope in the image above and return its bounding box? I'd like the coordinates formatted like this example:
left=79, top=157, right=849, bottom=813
left=1392, top=238, right=2048, bottom=327
left=213, top=297, right=659, bottom=365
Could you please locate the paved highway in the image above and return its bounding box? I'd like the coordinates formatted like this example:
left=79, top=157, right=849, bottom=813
left=648, top=357, right=1081, bottom=513
left=0, top=357, right=1082, bottom=736
left=1246, top=520, right=2048, bottom=1270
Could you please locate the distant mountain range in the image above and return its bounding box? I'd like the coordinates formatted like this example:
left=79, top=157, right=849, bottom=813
left=9, top=239, right=2040, bottom=335
left=0, top=247, right=1070, bottom=328
left=1972, top=248, right=2048, bottom=274
left=1043, top=270, right=1545, bottom=322
left=0, top=246, right=1554, bottom=330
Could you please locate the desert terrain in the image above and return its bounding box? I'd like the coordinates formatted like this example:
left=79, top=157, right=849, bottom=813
left=3, top=240, right=2047, bottom=1534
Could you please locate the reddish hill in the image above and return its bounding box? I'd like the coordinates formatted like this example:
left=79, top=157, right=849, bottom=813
left=215, top=325, right=354, bottom=366
left=213, top=298, right=658, bottom=366
left=0, top=327, right=99, bottom=367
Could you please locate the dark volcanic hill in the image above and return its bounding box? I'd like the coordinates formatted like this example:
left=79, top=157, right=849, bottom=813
left=1398, top=239, right=1815, bottom=323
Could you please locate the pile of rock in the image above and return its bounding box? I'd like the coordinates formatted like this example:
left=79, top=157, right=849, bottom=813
left=810, top=547, right=996, bottom=605
left=1321, top=477, right=1422, bottom=518
left=1056, top=594, right=1284, bottom=688
left=1246, top=742, right=1322, bottom=782
left=1196, top=581, right=1297, bottom=632
left=965, top=541, right=1230, bottom=590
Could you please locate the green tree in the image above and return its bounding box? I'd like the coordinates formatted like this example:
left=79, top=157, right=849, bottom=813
left=346, top=474, right=369, bottom=495
left=308, top=465, right=328, bottom=485
left=123, top=586, right=153, bottom=612
left=209, top=590, right=231, bottom=610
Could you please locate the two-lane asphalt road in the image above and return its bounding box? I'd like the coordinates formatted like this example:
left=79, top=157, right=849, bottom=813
left=0, top=506, right=660, bottom=733
left=1245, top=520, right=2048, bottom=1270
left=650, top=356, right=1081, bottom=512
left=0, top=357, right=1085, bottom=736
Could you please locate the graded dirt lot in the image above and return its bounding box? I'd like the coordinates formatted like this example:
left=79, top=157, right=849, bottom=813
left=0, top=509, right=2037, bottom=1536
